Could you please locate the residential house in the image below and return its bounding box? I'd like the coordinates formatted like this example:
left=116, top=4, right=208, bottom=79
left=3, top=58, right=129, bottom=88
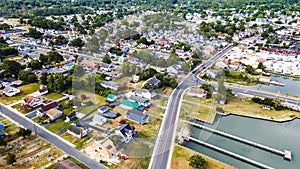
left=115, top=124, right=136, bottom=143
left=136, top=89, right=157, bottom=100
left=3, top=86, right=20, bottom=97
left=100, top=81, right=119, bottom=91
left=106, top=94, right=118, bottom=102
left=54, top=159, right=82, bottom=169
left=128, top=95, right=151, bottom=107
left=121, top=99, right=145, bottom=110
left=100, top=63, right=112, bottom=72
left=65, top=113, right=77, bottom=122
left=132, top=75, right=140, bottom=83
left=206, top=69, right=219, bottom=79
left=39, top=85, right=48, bottom=95
left=92, top=114, right=107, bottom=125
left=67, top=124, right=87, bottom=138
left=98, top=106, right=120, bottom=119
left=125, top=109, right=149, bottom=124
left=22, top=96, right=44, bottom=108
left=98, top=106, right=109, bottom=114
left=167, top=64, right=182, bottom=74
left=37, top=101, right=59, bottom=117
left=215, top=60, right=228, bottom=69
left=142, top=77, right=161, bottom=88
left=187, top=88, right=207, bottom=98
left=46, top=108, right=63, bottom=121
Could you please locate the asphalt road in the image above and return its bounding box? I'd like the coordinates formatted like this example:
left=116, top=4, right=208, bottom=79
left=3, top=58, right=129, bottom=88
left=0, top=103, right=107, bottom=169
left=149, top=44, right=233, bottom=169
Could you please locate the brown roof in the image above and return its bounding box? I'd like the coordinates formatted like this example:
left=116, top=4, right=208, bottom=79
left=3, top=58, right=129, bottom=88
left=46, top=108, right=61, bottom=117
left=23, top=96, right=34, bottom=103
left=40, top=101, right=59, bottom=112
left=54, top=159, right=82, bottom=169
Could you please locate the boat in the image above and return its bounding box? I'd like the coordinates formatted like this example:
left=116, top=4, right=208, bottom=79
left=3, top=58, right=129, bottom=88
left=269, top=80, right=285, bottom=86
left=262, top=72, right=271, bottom=76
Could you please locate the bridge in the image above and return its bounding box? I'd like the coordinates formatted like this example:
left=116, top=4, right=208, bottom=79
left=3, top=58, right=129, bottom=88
left=185, top=121, right=292, bottom=160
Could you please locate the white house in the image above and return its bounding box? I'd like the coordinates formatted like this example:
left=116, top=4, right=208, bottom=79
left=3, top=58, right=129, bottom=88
left=99, top=63, right=112, bottom=72
left=136, top=89, right=157, bottom=100
left=67, top=124, right=88, bottom=138
left=22, top=96, right=44, bottom=108
left=3, top=86, right=20, bottom=97
left=98, top=106, right=108, bottom=114
left=46, top=108, right=62, bottom=120
left=92, top=114, right=107, bottom=125
left=100, top=81, right=119, bottom=91
left=115, top=124, right=136, bottom=143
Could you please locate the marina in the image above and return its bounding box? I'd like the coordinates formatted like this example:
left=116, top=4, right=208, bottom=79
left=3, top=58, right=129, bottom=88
left=183, top=114, right=300, bottom=169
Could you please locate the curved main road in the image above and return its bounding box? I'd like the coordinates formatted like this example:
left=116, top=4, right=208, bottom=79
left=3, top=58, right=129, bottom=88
left=149, top=45, right=233, bottom=169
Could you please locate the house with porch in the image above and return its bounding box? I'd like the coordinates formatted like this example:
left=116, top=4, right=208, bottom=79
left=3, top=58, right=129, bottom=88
left=106, top=94, right=118, bottom=102
left=121, top=99, right=145, bottom=110
left=22, top=96, right=44, bottom=108
left=100, top=81, right=119, bottom=91
left=115, top=124, right=136, bottom=143
left=187, top=88, right=207, bottom=98
left=142, top=77, right=161, bottom=88
left=136, top=89, right=157, bottom=100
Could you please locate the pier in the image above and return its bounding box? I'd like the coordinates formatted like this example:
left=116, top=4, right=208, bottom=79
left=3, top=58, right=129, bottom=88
left=185, top=121, right=292, bottom=160
left=187, top=136, right=275, bottom=169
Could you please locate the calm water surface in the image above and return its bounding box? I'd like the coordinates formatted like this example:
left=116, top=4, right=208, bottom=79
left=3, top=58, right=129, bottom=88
left=183, top=114, right=300, bottom=169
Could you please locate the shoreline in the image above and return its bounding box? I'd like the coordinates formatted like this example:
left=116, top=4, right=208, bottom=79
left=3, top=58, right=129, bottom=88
left=221, top=111, right=299, bottom=123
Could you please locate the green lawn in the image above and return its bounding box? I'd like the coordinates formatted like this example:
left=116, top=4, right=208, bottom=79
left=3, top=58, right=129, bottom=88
left=59, top=100, right=73, bottom=115
left=0, top=83, right=40, bottom=104
left=75, top=90, right=107, bottom=114
left=43, top=92, right=64, bottom=100
left=224, top=97, right=300, bottom=121
left=46, top=118, right=78, bottom=134
left=61, top=132, right=92, bottom=149
left=171, top=145, right=226, bottom=169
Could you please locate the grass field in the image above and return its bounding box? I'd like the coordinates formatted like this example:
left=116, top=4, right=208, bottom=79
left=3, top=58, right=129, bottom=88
left=46, top=118, right=78, bottom=134
left=0, top=83, right=40, bottom=104
left=171, top=145, right=226, bottom=169
left=43, top=92, right=64, bottom=100
left=61, top=132, right=93, bottom=149
left=180, top=94, right=216, bottom=123
left=224, top=97, right=300, bottom=121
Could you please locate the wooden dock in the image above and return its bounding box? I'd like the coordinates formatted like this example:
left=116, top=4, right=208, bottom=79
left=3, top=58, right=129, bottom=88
left=185, top=120, right=292, bottom=160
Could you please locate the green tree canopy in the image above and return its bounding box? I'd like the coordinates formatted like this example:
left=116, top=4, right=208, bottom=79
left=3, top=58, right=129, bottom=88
left=189, top=155, right=207, bottom=169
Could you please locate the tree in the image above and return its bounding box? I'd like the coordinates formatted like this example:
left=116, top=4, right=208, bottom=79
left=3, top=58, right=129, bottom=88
left=69, top=38, right=84, bottom=47
left=257, top=62, right=264, bottom=70
left=18, top=70, right=37, bottom=83
left=28, top=28, right=43, bottom=39
left=189, top=155, right=207, bottom=169
left=74, top=64, right=85, bottom=77
left=1, top=60, right=22, bottom=77
left=54, top=35, right=68, bottom=45
left=17, top=128, right=32, bottom=138
left=5, top=153, right=16, bottom=165
left=40, top=72, right=48, bottom=85
left=27, top=59, right=42, bottom=70
left=102, top=55, right=112, bottom=64
left=0, top=138, right=7, bottom=146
